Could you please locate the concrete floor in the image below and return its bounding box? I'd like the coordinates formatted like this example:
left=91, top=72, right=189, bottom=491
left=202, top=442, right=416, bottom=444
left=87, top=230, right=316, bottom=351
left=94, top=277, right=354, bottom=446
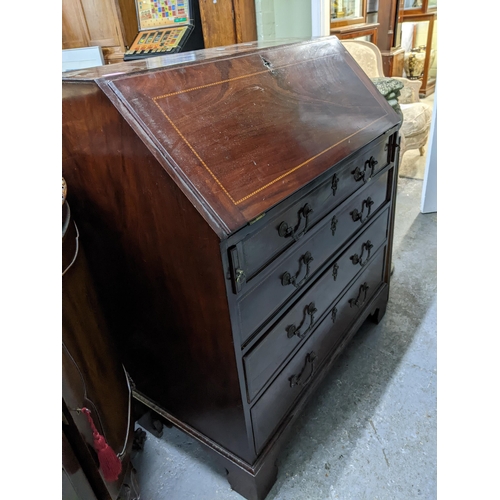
left=131, top=176, right=437, bottom=500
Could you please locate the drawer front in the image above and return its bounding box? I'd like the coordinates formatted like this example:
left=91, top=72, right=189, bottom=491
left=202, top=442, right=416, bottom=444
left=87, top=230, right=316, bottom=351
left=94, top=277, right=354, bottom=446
left=238, top=170, right=390, bottom=344
left=243, top=207, right=389, bottom=402
left=234, top=135, right=391, bottom=281
left=251, top=247, right=386, bottom=454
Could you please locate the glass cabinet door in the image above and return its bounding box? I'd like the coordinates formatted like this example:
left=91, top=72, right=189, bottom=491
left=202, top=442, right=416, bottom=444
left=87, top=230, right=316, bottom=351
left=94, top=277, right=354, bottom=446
left=331, top=0, right=366, bottom=26
left=402, top=0, right=437, bottom=13
left=401, top=15, right=437, bottom=95
left=403, top=0, right=422, bottom=9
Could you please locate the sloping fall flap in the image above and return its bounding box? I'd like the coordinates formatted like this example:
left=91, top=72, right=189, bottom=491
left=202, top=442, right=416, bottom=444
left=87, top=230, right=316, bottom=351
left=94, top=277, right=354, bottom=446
left=101, top=37, right=400, bottom=236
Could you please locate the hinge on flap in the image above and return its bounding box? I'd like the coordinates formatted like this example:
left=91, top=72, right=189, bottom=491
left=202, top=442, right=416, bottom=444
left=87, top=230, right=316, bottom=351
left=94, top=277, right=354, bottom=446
left=249, top=212, right=266, bottom=225
left=228, top=244, right=246, bottom=294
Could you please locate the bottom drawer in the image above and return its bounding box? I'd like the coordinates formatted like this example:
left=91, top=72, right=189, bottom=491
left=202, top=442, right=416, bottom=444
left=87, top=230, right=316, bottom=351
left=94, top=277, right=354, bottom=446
left=251, top=246, right=387, bottom=454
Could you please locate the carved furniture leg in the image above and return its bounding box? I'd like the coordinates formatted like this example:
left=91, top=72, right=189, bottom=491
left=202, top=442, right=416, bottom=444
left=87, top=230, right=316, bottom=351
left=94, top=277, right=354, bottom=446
left=132, top=428, right=147, bottom=451
left=370, top=299, right=388, bottom=324
left=117, top=463, right=141, bottom=500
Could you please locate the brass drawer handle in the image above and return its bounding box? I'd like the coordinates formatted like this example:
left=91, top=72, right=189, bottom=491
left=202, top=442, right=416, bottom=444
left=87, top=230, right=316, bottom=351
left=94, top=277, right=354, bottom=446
left=281, top=251, right=314, bottom=289
left=278, top=203, right=313, bottom=241
left=235, top=268, right=246, bottom=284
left=331, top=306, right=338, bottom=323
left=349, top=283, right=370, bottom=309
left=350, top=240, right=374, bottom=267
left=330, top=215, right=338, bottom=237
left=332, top=262, right=339, bottom=281
left=351, top=166, right=365, bottom=183
left=331, top=173, right=339, bottom=196
left=351, top=155, right=378, bottom=184
left=350, top=197, right=374, bottom=224
left=286, top=302, right=317, bottom=340
left=289, top=351, right=317, bottom=388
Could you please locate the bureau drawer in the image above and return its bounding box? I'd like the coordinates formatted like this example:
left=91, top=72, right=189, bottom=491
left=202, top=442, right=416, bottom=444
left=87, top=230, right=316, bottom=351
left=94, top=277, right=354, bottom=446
left=250, top=247, right=386, bottom=454
left=243, top=207, right=389, bottom=401
left=231, top=135, right=391, bottom=282
left=238, top=169, right=390, bottom=344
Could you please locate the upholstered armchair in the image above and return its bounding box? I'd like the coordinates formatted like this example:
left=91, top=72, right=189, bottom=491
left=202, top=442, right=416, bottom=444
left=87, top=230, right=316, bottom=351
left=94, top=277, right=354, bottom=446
left=341, top=40, right=432, bottom=164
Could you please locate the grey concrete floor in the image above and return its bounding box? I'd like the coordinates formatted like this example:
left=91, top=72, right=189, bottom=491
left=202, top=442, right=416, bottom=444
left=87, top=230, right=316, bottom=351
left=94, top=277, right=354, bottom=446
left=131, top=175, right=437, bottom=500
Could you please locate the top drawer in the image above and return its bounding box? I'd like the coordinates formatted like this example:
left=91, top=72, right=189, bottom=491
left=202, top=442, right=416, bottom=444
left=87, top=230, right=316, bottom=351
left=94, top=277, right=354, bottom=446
left=228, top=134, right=391, bottom=285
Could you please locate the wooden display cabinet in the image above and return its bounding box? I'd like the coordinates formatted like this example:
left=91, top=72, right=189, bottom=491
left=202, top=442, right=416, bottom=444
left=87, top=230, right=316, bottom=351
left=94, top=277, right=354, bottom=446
left=330, top=0, right=378, bottom=43
left=401, top=0, right=436, bottom=15
left=331, top=0, right=367, bottom=27
left=375, top=0, right=405, bottom=77
left=401, top=0, right=437, bottom=96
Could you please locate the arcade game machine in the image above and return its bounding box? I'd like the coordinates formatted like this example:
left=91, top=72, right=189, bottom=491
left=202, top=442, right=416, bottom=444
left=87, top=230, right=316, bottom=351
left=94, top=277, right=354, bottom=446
left=124, top=0, right=203, bottom=61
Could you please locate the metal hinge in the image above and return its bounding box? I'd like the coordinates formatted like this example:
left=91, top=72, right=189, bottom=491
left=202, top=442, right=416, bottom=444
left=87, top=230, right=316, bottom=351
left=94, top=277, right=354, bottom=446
left=249, top=212, right=266, bottom=225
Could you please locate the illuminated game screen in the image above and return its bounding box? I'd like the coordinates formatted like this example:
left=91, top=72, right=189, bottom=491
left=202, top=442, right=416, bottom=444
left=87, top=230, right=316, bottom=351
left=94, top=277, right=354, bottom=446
left=137, top=0, right=190, bottom=30
left=126, top=25, right=189, bottom=55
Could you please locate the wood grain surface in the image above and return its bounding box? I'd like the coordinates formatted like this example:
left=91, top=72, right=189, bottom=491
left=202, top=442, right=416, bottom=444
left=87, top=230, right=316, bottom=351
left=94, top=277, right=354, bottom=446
left=99, top=37, right=400, bottom=234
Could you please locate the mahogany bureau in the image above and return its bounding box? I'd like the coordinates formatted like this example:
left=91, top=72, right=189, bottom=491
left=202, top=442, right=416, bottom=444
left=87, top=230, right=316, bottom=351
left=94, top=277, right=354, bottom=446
left=62, top=36, right=401, bottom=500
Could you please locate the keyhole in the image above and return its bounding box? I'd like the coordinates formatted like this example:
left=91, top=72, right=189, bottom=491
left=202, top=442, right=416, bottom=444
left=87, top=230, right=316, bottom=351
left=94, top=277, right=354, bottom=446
left=260, top=56, right=272, bottom=70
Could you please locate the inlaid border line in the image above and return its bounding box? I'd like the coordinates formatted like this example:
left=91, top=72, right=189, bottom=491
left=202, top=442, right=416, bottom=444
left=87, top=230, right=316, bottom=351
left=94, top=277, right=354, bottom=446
left=151, top=54, right=388, bottom=206
left=153, top=97, right=237, bottom=204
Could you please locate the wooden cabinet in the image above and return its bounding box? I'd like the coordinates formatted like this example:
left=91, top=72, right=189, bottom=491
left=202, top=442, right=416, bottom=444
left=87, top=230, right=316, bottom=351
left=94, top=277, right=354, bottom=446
left=62, top=0, right=137, bottom=63
left=62, top=37, right=401, bottom=500
left=400, top=10, right=437, bottom=96
left=330, top=0, right=379, bottom=43
left=375, top=0, right=405, bottom=76
left=401, top=0, right=436, bottom=15
left=62, top=185, right=139, bottom=500
left=197, top=0, right=256, bottom=48
left=400, top=0, right=437, bottom=95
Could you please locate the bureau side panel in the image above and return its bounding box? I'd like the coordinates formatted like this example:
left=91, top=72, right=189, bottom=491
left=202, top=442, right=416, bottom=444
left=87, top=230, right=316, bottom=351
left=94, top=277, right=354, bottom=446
left=62, top=81, right=252, bottom=462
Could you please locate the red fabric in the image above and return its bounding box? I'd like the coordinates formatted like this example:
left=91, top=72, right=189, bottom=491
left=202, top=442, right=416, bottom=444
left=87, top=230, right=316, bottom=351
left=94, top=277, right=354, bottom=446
left=81, top=407, right=122, bottom=482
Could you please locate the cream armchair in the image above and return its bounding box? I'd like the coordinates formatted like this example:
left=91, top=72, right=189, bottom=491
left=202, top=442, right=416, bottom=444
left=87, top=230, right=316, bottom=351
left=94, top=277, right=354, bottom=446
left=341, top=40, right=432, bottom=164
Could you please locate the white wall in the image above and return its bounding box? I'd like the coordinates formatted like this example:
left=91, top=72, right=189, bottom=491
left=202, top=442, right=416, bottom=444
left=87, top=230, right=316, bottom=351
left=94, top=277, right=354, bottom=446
left=256, top=0, right=326, bottom=41
left=274, top=0, right=312, bottom=39
left=255, top=0, right=277, bottom=40
left=421, top=88, right=437, bottom=214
